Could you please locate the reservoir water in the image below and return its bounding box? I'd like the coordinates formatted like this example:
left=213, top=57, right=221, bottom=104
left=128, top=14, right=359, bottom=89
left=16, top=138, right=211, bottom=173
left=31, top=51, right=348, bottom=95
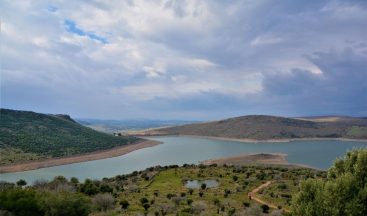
left=1, top=136, right=367, bottom=183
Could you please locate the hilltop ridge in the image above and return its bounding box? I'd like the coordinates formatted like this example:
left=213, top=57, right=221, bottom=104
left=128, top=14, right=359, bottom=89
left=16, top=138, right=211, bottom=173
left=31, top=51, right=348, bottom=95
left=130, top=115, right=367, bottom=140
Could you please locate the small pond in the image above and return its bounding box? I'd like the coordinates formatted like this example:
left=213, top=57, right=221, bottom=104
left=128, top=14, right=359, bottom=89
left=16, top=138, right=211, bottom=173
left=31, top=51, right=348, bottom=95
left=185, top=179, right=219, bottom=189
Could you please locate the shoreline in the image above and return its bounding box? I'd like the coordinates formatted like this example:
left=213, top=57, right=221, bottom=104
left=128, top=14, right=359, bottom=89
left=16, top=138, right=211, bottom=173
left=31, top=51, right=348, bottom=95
left=0, top=139, right=161, bottom=173
left=145, top=134, right=367, bottom=143
left=200, top=152, right=321, bottom=170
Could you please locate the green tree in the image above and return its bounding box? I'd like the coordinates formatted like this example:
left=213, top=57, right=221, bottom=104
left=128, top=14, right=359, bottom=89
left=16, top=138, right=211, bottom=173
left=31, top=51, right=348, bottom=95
left=16, top=179, right=27, bottom=187
left=292, top=148, right=367, bottom=216
left=39, top=191, right=91, bottom=216
left=201, top=183, right=206, bottom=190
left=70, top=177, right=79, bottom=184
left=0, top=188, right=43, bottom=216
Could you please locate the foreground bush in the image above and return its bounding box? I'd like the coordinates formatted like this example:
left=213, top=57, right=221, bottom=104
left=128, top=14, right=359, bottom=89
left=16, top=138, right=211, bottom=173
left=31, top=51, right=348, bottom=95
left=292, top=148, right=367, bottom=216
left=0, top=189, right=91, bottom=216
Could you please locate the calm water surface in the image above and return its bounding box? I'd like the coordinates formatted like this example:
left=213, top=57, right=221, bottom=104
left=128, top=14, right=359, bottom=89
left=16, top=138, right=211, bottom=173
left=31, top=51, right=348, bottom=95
left=1, top=136, right=366, bottom=183
left=185, top=179, right=219, bottom=189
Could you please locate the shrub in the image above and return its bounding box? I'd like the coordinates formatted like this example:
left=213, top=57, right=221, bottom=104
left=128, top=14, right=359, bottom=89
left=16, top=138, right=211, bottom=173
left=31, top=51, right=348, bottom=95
left=243, top=201, right=250, bottom=208
left=188, top=188, right=194, bottom=195
left=40, top=191, right=91, bottom=216
left=201, top=183, right=207, bottom=190
left=120, top=200, right=129, bottom=209
left=0, top=188, right=43, bottom=216
left=187, top=199, right=193, bottom=205
left=260, top=204, right=270, bottom=213
left=143, top=203, right=150, bottom=211
left=16, top=179, right=27, bottom=187
left=292, top=149, right=367, bottom=216
left=140, top=197, right=149, bottom=204
left=92, top=193, right=115, bottom=211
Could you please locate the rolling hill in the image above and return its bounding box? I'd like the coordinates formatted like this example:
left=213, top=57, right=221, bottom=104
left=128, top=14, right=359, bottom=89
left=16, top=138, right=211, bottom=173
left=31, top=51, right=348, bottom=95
left=0, top=109, right=139, bottom=165
left=132, top=115, right=367, bottom=140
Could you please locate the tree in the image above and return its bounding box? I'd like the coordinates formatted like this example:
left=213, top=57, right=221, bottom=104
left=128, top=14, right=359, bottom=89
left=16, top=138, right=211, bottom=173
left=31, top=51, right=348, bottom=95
left=201, top=183, right=207, bottom=190
left=70, top=177, right=79, bottom=184
left=0, top=188, right=43, bottom=216
left=292, top=148, right=367, bottom=216
left=16, top=179, right=27, bottom=187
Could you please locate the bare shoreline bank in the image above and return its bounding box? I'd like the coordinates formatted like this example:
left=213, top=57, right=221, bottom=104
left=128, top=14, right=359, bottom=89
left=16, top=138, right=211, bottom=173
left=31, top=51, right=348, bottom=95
left=144, top=134, right=367, bottom=143
left=0, top=140, right=161, bottom=173
left=200, top=153, right=320, bottom=170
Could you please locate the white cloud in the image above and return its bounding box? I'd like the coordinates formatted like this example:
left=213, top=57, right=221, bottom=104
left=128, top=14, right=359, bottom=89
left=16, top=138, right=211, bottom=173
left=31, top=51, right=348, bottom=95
left=250, top=35, right=284, bottom=47
left=1, top=0, right=366, bottom=119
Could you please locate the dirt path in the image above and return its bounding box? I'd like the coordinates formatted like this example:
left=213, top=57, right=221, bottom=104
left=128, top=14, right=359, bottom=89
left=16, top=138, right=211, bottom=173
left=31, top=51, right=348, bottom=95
left=0, top=140, right=161, bottom=173
left=248, top=181, right=290, bottom=213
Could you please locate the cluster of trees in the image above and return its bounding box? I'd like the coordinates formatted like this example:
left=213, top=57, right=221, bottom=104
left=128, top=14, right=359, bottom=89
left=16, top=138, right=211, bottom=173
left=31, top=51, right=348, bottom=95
left=0, top=175, right=121, bottom=216
left=0, top=188, right=91, bottom=216
left=292, top=148, right=367, bottom=216
left=0, top=109, right=138, bottom=161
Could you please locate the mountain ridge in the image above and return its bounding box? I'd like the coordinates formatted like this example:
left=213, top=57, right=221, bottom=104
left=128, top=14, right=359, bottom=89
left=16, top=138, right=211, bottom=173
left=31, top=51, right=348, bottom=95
left=129, top=115, right=367, bottom=140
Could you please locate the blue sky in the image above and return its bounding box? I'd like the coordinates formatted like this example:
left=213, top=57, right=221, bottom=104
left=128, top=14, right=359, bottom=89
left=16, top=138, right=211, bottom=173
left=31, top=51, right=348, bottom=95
left=1, top=0, right=366, bottom=120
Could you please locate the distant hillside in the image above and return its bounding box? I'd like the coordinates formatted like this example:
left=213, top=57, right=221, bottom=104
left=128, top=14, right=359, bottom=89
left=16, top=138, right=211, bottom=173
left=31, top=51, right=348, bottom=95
left=77, top=118, right=197, bottom=133
left=135, top=115, right=367, bottom=140
left=0, top=109, right=139, bottom=165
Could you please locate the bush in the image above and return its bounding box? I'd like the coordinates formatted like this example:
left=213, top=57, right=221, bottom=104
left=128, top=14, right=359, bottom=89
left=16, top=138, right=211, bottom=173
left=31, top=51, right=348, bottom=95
left=40, top=191, right=91, bottom=216
left=120, top=200, right=129, bottom=209
left=0, top=188, right=43, bottom=216
left=201, top=183, right=207, bottom=190
left=292, top=148, right=367, bottom=216
left=143, top=203, right=150, bottom=211
left=140, top=197, right=149, bottom=204
left=243, top=201, right=250, bottom=208
left=16, top=179, right=27, bottom=187
left=187, top=199, right=193, bottom=205
left=260, top=204, right=270, bottom=213
left=92, top=193, right=115, bottom=211
left=188, top=188, right=194, bottom=195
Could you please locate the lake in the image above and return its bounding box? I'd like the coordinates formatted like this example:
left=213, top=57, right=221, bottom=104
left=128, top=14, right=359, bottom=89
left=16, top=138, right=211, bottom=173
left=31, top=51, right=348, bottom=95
left=1, top=136, right=367, bottom=183
left=185, top=179, right=219, bottom=189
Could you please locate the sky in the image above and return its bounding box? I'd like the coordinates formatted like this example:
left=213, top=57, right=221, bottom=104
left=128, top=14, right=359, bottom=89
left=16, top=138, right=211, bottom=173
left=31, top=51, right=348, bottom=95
left=1, top=0, right=366, bottom=120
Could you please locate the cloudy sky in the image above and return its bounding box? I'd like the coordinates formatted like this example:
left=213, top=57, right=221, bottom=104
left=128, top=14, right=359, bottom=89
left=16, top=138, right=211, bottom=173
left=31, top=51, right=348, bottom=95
left=1, top=0, right=366, bottom=120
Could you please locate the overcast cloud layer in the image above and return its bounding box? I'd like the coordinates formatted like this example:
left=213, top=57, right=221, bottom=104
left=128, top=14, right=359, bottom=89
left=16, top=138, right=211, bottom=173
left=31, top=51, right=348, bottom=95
left=1, top=0, right=366, bottom=120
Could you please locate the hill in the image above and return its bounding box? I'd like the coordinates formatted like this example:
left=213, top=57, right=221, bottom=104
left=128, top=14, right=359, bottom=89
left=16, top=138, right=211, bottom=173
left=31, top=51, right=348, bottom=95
left=77, top=118, right=196, bottom=133
left=0, top=109, right=139, bottom=165
left=132, top=115, right=367, bottom=140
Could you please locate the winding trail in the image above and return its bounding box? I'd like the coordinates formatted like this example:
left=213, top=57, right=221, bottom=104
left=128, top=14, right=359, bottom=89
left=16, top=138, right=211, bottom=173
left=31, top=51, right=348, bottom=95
left=248, top=181, right=290, bottom=213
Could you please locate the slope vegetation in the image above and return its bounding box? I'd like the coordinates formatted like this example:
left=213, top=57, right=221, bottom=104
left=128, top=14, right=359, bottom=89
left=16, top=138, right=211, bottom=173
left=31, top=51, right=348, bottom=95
left=0, top=109, right=138, bottom=165
left=139, top=115, right=367, bottom=140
